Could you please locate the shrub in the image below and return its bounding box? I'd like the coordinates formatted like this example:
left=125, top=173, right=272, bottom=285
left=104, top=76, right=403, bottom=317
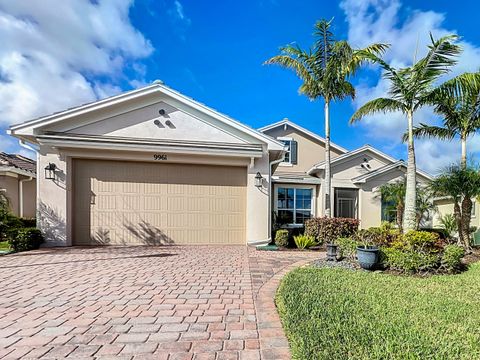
left=402, top=230, right=440, bottom=251
left=336, top=237, right=358, bottom=261
left=19, top=218, right=36, bottom=228
left=441, top=245, right=465, bottom=272
left=293, top=235, right=316, bottom=249
left=438, top=214, right=457, bottom=239
left=8, top=228, right=43, bottom=252
left=355, top=224, right=401, bottom=247
left=0, top=210, right=22, bottom=242
left=305, top=217, right=359, bottom=245
left=275, top=229, right=289, bottom=248
left=381, top=231, right=443, bottom=273
left=383, top=247, right=438, bottom=273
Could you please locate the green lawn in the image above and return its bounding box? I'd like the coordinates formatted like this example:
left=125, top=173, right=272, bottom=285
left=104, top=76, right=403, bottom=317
left=276, top=264, right=480, bottom=360
left=0, top=241, right=10, bottom=251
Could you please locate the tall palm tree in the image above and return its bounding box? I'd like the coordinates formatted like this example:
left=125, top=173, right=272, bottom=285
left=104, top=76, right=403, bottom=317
left=265, top=19, right=387, bottom=217
left=350, top=34, right=461, bottom=231
left=406, top=72, right=480, bottom=168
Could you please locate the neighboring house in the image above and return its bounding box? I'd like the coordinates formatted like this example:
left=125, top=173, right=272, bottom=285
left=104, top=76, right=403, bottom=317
left=433, top=198, right=480, bottom=229
left=8, top=82, right=284, bottom=246
left=259, top=119, right=433, bottom=229
left=0, top=153, right=36, bottom=218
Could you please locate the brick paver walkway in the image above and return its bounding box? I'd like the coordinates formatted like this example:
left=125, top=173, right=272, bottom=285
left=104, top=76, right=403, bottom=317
left=0, top=246, right=319, bottom=359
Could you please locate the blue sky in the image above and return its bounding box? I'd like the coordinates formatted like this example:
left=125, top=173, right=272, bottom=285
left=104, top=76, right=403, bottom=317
left=1, top=0, right=479, bottom=173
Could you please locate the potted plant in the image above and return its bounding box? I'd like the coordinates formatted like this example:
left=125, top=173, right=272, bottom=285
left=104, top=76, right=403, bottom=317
left=356, top=234, right=380, bottom=270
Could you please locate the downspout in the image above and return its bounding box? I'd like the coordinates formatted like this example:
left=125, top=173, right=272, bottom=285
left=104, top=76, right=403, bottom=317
left=19, top=176, right=33, bottom=218
left=268, top=155, right=285, bottom=243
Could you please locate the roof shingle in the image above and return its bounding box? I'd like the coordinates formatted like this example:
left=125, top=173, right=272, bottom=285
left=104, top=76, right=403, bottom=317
left=0, top=153, right=36, bottom=174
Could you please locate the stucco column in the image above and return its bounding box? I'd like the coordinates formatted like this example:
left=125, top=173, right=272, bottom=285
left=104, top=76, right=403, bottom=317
left=246, top=153, right=270, bottom=244
left=37, top=145, right=69, bottom=246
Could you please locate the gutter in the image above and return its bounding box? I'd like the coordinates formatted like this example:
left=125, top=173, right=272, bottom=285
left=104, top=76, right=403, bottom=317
left=19, top=176, right=33, bottom=218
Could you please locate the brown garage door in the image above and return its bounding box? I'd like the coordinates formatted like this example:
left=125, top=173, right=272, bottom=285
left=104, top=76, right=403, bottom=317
left=73, top=159, right=247, bottom=245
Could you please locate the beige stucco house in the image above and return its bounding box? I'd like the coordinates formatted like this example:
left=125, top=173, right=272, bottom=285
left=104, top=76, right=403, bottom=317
left=0, top=153, right=36, bottom=218
left=433, top=198, right=480, bottom=229
left=9, top=82, right=285, bottom=246
left=8, top=83, right=432, bottom=246
left=259, top=119, right=433, bottom=229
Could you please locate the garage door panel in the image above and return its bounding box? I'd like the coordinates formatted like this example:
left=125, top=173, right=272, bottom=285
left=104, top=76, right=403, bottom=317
left=73, top=160, right=246, bottom=245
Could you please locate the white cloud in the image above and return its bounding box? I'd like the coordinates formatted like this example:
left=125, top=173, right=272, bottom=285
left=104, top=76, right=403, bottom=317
left=341, top=0, right=480, bottom=174
left=168, top=0, right=191, bottom=40
left=0, top=0, right=153, bottom=156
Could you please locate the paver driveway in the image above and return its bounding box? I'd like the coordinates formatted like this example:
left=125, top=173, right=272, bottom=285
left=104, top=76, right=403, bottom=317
left=0, top=246, right=319, bottom=359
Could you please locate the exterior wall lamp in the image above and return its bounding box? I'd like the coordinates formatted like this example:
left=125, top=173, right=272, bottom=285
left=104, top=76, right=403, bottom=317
left=254, top=172, right=264, bottom=188
left=44, top=163, right=57, bottom=180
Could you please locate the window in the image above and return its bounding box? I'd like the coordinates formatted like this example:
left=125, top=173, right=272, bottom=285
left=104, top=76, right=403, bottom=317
left=277, top=138, right=297, bottom=165
left=283, top=140, right=292, bottom=163
left=334, top=188, right=358, bottom=219
left=381, top=196, right=396, bottom=223
left=277, top=187, right=313, bottom=225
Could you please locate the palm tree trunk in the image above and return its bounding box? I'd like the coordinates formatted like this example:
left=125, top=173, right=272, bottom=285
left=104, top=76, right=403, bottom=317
left=396, top=204, right=404, bottom=233
left=461, top=197, right=473, bottom=250
left=453, top=201, right=463, bottom=246
left=461, top=135, right=467, bottom=169
left=403, top=110, right=417, bottom=232
left=324, top=100, right=332, bottom=217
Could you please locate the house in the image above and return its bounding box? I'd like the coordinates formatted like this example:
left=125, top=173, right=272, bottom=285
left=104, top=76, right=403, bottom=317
left=0, top=153, right=36, bottom=218
left=8, top=82, right=284, bottom=246
left=259, top=119, right=433, bottom=229
left=8, top=82, right=432, bottom=247
left=433, top=198, right=480, bottom=229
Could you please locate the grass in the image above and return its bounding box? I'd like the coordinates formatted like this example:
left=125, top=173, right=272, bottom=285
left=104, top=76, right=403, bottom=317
left=276, top=264, right=480, bottom=360
left=0, top=241, right=10, bottom=251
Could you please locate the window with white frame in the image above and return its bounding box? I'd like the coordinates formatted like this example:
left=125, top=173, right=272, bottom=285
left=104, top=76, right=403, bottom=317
left=277, top=137, right=297, bottom=165
left=277, top=187, right=313, bottom=225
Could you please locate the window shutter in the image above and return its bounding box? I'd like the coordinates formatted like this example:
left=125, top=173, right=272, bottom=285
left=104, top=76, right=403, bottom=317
left=290, top=140, right=298, bottom=164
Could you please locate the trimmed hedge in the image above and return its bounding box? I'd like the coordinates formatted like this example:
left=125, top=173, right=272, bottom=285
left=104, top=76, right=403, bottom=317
left=19, top=218, right=36, bottom=228
left=8, top=228, right=43, bottom=252
left=305, top=217, right=359, bottom=245
left=275, top=229, right=289, bottom=248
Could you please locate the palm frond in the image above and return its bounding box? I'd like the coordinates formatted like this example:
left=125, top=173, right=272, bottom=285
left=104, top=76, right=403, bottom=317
left=411, top=34, right=461, bottom=96
left=313, top=18, right=334, bottom=69
left=403, top=124, right=457, bottom=142
left=350, top=98, right=405, bottom=123
left=264, top=46, right=314, bottom=83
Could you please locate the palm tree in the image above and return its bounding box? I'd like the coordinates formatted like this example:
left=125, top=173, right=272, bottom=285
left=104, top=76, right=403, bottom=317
left=265, top=18, right=387, bottom=217
left=379, top=178, right=434, bottom=231
left=379, top=180, right=405, bottom=232
left=430, top=165, right=480, bottom=249
left=406, top=72, right=480, bottom=168
left=350, top=34, right=461, bottom=231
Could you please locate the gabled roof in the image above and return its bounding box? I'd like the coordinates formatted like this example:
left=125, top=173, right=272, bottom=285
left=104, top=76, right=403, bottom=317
left=258, top=119, right=348, bottom=153
left=9, top=82, right=285, bottom=152
left=0, top=153, right=36, bottom=176
left=308, top=144, right=398, bottom=174
left=352, top=160, right=433, bottom=183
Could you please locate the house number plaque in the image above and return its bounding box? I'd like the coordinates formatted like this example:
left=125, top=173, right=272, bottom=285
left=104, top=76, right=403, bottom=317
left=153, top=154, right=168, bottom=161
